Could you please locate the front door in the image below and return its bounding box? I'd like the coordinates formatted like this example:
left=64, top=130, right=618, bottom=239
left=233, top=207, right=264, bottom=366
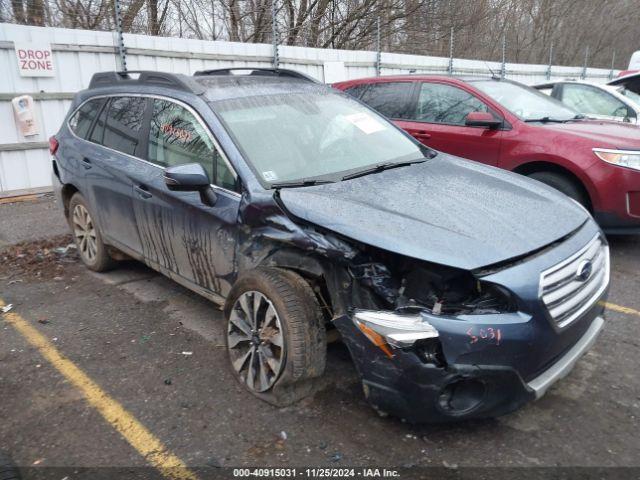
left=396, top=81, right=503, bottom=166
left=131, top=98, right=241, bottom=298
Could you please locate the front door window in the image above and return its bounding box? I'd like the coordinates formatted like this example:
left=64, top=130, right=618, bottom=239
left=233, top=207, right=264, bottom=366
left=414, top=83, right=489, bottom=125
left=147, top=99, right=237, bottom=191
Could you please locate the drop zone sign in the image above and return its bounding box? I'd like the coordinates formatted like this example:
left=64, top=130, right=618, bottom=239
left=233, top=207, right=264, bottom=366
left=14, top=42, right=55, bottom=77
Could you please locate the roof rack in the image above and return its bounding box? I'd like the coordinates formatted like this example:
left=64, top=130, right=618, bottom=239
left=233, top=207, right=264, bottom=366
left=88, top=71, right=205, bottom=95
left=193, top=67, right=318, bottom=83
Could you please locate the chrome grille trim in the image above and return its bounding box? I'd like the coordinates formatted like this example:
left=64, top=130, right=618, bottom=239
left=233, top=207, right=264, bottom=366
left=540, top=234, right=610, bottom=329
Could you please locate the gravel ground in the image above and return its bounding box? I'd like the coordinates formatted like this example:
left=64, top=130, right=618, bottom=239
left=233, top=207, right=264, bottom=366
left=0, top=194, right=69, bottom=249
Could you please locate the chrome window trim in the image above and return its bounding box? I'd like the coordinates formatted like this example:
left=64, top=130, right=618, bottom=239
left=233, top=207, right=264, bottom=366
left=66, top=93, right=241, bottom=198
left=538, top=233, right=610, bottom=329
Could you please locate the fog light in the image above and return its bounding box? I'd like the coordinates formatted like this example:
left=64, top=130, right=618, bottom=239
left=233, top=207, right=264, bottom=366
left=438, top=379, right=486, bottom=414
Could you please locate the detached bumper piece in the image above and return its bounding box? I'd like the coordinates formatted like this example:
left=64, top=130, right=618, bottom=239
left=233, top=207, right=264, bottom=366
left=334, top=311, right=604, bottom=423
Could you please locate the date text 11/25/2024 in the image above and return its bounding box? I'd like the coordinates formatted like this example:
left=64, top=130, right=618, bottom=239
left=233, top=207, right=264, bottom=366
left=232, top=468, right=401, bottom=477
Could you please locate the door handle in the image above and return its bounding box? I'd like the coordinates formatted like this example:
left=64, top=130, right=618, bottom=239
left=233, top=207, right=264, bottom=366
left=81, top=157, right=92, bottom=169
left=134, top=184, right=152, bottom=199
left=410, top=130, right=431, bottom=140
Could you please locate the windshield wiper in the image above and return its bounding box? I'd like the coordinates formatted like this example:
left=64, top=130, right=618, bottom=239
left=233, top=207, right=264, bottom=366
left=271, top=179, right=335, bottom=188
left=341, top=159, right=426, bottom=181
left=524, top=116, right=572, bottom=123
left=565, top=114, right=587, bottom=122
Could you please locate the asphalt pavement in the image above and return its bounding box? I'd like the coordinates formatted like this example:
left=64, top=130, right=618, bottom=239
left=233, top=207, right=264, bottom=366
left=0, top=195, right=639, bottom=478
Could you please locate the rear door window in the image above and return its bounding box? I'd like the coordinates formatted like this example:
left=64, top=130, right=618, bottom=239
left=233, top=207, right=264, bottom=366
left=358, top=82, right=415, bottom=119
left=89, top=100, right=108, bottom=145
left=414, top=83, right=489, bottom=125
left=147, top=99, right=237, bottom=191
left=101, top=96, right=147, bottom=156
left=68, top=98, right=104, bottom=139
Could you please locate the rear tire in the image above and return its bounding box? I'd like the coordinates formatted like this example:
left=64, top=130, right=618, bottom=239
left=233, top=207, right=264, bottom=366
left=527, top=171, right=588, bottom=208
left=68, top=193, right=116, bottom=272
left=224, top=267, right=326, bottom=407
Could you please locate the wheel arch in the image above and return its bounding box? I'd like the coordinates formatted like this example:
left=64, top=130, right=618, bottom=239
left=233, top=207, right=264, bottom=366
left=233, top=249, right=344, bottom=322
left=60, top=183, right=81, bottom=218
left=512, top=160, right=594, bottom=211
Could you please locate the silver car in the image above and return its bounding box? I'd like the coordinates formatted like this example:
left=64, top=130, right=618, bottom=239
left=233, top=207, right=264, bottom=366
left=534, top=78, right=640, bottom=124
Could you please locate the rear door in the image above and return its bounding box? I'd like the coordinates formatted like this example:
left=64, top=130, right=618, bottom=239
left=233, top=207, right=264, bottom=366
left=82, top=95, right=147, bottom=254
left=130, top=98, right=241, bottom=298
left=395, top=81, right=503, bottom=166
left=65, top=97, right=107, bottom=193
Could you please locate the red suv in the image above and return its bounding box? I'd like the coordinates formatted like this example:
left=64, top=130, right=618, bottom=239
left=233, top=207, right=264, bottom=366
left=334, top=76, right=640, bottom=234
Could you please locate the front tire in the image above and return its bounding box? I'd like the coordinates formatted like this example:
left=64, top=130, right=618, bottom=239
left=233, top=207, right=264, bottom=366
left=224, top=268, right=326, bottom=406
left=68, top=193, right=116, bottom=272
left=527, top=171, right=589, bottom=209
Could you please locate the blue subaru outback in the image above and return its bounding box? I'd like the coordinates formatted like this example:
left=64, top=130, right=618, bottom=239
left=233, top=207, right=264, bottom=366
left=50, top=69, right=609, bottom=422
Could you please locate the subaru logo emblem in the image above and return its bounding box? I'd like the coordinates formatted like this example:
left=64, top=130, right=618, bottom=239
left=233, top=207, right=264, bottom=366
left=576, top=260, right=593, bottom=282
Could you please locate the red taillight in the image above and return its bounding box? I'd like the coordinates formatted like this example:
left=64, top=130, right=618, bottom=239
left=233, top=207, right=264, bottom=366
left=49, top=136, right=59, bottom=155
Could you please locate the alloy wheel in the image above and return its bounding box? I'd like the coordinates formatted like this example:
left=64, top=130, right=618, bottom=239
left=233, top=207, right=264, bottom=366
left=227, top=291, right=285, bottom=392
left=72, top=204, right=98, bottom=263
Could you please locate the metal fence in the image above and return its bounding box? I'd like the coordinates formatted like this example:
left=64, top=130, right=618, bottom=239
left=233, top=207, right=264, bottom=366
left=0, top=21, right=619, bottom=196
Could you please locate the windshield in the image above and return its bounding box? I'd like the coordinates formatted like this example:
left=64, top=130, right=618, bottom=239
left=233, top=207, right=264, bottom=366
left=472, top=80, right=579, bottom=121
left=213, top=90, right=424, bottom=185
left=618, top=86, right=640, bottom=106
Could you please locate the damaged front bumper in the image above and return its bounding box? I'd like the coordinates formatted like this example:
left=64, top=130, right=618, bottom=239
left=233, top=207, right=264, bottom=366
left=332, top=221, right=608, bottom=423
left=334, top=310, right=604, bottom=423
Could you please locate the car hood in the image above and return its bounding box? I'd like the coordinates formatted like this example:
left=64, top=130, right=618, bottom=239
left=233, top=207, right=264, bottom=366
left=539, top=119, right=640, bottom=147
left=607, top=71, right=640, bottom=86
left=278, top=155, right=589, bottom=270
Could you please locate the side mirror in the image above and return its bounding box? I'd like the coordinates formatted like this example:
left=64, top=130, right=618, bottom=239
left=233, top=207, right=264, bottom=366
left=465, top=111, right=502, bottom=129
left=164, top=163, right=217, bottom=206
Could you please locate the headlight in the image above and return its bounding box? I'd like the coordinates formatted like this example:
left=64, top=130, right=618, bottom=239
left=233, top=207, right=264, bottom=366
left=353, top=310, right=439, bottom=357
left=593, top=148, right=640, bottom=171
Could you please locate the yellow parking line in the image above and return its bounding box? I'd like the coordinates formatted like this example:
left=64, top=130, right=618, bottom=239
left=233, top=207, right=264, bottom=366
left=600, top=301, right=640, bottom=317
left=0, top=299, right=197, bottom=480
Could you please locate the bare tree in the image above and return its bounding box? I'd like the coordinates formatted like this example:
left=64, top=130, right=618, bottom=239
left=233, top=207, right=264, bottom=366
left=10, top=0, right=27, bottom=23
left=4, top=0, right=640, bottom=69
